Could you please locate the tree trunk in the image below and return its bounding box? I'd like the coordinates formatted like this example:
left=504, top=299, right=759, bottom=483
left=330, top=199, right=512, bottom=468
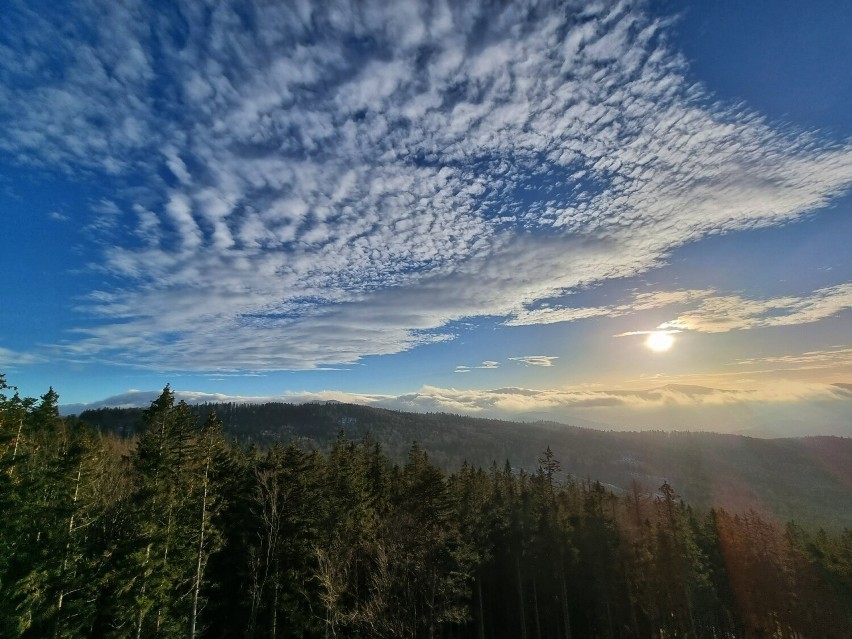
left=477, top=575, right=485, bottom=639
left=191, top=454, right=211, bottom=639
left=272, top=564, right=279, bottom=639
left=156, top=501, right=175, bottom=634
left=516, top=557, right=527, bottom=639
left=560, top=571, right=572, bottom=639
left=57, top=462, right=83, bottom=613
left=136, top=544, right=152, bottom=639
left=138, top=412, right=169, bottom=638
left=249, top=469, right=282, bottom=637
left=9, top=418, right=23, bottom=474
left=532, top=578, right=541, bottom=639
left=627, top=580, right=639, bottom=638
left=429, top=572, right=436, bottom=639
left=684, top=584, right=697, bottom=639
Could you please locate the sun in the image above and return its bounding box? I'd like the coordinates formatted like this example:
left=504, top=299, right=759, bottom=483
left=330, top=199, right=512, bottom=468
left=645, top=331, right=674, bottom=352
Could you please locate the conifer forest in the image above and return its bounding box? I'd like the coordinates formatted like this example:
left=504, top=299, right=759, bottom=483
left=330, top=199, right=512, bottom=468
left=1, top=374, right=851, bottom=638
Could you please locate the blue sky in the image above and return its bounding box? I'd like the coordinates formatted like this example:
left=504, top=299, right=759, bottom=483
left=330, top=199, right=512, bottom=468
left=2, top=0, right=851, bottom=434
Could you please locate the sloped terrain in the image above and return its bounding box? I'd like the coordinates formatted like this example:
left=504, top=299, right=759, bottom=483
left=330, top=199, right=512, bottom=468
left=78, top=401, right=852, bottom=528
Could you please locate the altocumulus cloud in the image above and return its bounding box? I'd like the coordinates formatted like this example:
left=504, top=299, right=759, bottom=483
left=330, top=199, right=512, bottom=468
left=509, top=286, right=852, bottom=335
left=2, top=0, right=851, bottom=371
left=659, top=284, right=852, bottom=333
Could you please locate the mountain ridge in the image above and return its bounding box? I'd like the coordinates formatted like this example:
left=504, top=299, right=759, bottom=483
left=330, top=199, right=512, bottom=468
left=76, top=400, right=852, bottom=529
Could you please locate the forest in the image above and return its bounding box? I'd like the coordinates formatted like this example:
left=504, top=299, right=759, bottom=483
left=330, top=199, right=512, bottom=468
left=79, top=400, right=852, bottom=530
left=2, top=374, right=851, bottom=638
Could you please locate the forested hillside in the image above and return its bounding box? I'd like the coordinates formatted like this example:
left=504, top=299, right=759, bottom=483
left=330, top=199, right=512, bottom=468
left=79, top=399, right=852, bottom=529
left=2, top=375, right=852, bottom=637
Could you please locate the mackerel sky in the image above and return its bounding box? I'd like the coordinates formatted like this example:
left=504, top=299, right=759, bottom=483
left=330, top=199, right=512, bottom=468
left=2, top=0, right=851, bottom=433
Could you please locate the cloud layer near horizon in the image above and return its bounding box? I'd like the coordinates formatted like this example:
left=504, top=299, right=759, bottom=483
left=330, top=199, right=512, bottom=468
left=62, top=381, right=852, bottom=437
left=3, top=0, right=851, bottom=371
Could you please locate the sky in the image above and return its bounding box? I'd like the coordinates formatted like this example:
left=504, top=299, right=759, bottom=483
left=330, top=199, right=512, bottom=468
left=1, top=0, right=851, bottom=435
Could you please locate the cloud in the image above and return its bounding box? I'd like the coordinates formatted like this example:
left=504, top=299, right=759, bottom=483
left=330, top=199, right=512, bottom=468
left=0, top=347, right=44, bottom=368
left=386, top=383, right=852, bottom=413
left=614, top=329, right=680, bottom=337
left=59, top=387, right=391, bottom=415
left=508, top=285, right=852, bottom=336
left=62, top=382, right=852, bottom=436
left=735, top=347, right=852, bottom=371
left=509, top=356, right=559, bottom=367
left=456, top=360, right=500, bottom=372
left=659, top=284, right=852, bottom=333
left=2, top=0, right=851, bottom=371
left=381, top=383, right=852, bottom=436
left=508, top=290, right=710, bottom=326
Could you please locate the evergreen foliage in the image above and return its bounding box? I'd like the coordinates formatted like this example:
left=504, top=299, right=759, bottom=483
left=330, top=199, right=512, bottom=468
left=2, top=373, right=851, bottom=637
left=80, top=400, right=852, bottom=529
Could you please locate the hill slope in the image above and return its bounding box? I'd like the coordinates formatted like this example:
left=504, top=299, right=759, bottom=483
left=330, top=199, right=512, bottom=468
left=78, top=401, right=852, bottom=528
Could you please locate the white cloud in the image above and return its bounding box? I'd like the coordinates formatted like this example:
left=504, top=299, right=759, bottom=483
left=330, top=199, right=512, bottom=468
left=60, top=387, right=392, bottom=415
left=381, top=383, right=852, bottom=435
left=62, top=382, right=852, bottom=436
left=508, top=284, right=852, bottom=337
left=659, top=284, right=852, bottom=333
left=0, top=347, right=43, bottom=368
left=735, top=347, right=852, bottom=371
left=455, top=360, right=500, bottom=372
left=387, top=382, right=851, bottom=412
left=2, top=0, right=851, bottom=370
left=614, top=329, right=681, bottom=337
left=386, top=382, right=852, bottom=437
left=509, top=356, right=559, bottom=367
left=509, top=289, right=710, bottom=327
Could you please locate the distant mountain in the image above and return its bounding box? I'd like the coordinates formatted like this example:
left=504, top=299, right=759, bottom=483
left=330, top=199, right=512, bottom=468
left=61, top=381, right=852, bottom=436
left=76, top=400, right=852, bottom=529
left=513, top=411, right=622, bottom=430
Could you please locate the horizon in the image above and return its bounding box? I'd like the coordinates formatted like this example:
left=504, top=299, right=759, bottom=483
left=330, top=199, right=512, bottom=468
left=57, top=381, right=852, bottom=439
left=2, top=0, right=851, bottom=436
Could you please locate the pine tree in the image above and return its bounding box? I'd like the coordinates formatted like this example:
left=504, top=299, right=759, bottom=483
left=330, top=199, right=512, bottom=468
left=122, top=388, right=200, bottom=637
left=196, top=437, right=256, bottom=637
left=189, top=411, right=226, bottom=639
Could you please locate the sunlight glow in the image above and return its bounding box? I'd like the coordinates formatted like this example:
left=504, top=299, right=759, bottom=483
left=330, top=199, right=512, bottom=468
left=645, top=332, right=675, bottom=352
